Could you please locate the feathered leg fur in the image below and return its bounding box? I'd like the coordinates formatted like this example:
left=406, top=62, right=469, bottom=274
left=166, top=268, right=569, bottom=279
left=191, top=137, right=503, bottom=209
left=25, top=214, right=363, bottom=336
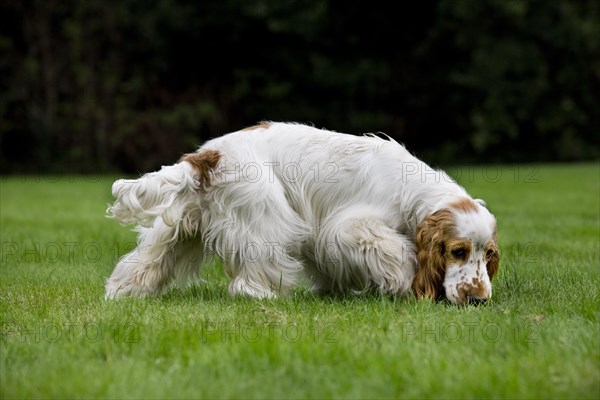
left=200, top=160, right=310, bottom=298
left=105, top=219, right=205, bottom=299
left=106, top=162, right=206, bottom=298
left=314, top=207, right=417, bottom=295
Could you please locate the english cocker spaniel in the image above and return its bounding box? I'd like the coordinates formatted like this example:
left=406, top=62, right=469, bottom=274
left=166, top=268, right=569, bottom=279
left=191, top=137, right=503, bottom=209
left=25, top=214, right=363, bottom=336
left=106, top=122, right=499, bottom=305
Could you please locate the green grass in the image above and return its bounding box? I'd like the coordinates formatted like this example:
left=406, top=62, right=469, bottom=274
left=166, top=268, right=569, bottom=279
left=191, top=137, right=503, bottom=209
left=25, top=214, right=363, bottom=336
left=1, top=164, right=599, bottom=399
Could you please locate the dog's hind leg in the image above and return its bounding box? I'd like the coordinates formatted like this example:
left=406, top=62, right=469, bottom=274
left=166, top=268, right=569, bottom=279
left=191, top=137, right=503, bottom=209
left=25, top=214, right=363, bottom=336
left=105, top=217, right=205, bottom=299
left=106, top=151, right=221, bottom=299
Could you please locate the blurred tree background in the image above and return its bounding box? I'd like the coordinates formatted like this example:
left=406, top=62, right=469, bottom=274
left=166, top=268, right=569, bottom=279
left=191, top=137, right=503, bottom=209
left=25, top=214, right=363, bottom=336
left=1, top=0, right=598, bottom=173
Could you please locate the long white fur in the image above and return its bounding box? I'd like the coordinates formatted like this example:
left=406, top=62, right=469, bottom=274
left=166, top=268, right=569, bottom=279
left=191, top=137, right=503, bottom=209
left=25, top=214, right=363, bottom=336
left=105, top=122, right=483, bottom=301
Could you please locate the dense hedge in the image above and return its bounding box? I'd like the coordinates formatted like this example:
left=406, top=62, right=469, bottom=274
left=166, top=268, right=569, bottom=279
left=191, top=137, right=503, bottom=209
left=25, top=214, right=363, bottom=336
left=1, top=0, right=598, bottom=173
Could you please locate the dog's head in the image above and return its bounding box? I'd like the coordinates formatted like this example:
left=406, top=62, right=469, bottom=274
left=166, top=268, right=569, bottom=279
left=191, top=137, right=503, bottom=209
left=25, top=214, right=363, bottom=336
left=411, top=198, right=499, bottom=305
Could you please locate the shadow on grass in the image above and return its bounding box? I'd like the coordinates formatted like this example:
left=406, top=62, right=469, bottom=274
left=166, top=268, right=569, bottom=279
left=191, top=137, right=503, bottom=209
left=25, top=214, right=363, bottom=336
left=156, top=280, right=499, bottom=312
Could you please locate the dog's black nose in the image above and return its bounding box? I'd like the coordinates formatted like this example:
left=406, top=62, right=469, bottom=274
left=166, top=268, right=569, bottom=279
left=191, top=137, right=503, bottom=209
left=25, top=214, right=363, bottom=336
left=467, top=296, right=488, bottom=306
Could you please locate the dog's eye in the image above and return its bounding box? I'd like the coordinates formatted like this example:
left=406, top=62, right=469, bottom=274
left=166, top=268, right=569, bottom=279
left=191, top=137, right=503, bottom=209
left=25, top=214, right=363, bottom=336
left=451, top=248, right=466, bottom=259
left=485, top=249, right=495, bottom=261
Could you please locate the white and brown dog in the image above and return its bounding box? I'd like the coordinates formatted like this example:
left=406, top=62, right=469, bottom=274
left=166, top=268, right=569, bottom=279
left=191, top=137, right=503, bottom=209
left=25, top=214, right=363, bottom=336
left=106, top=122, right=499, bottom=305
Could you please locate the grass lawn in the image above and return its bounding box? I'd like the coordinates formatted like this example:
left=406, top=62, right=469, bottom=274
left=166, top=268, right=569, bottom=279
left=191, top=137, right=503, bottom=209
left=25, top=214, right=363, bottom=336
left=1, top=163, right=599, bottom=399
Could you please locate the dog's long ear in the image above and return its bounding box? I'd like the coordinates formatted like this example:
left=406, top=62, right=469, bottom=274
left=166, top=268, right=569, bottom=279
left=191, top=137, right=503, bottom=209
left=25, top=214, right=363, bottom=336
left=412, top=210, right=453, bottom=300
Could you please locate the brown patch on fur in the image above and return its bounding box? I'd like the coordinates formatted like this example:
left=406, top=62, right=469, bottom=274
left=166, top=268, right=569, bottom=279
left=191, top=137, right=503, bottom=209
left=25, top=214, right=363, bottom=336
left=456, top=278, right=487, bottom=303
left=179, top=149, right=221, bottom=188
left=468, top=277, right=487, bottom=297
left=449, top=198, right=479, bottom=213
left=485, top=240, right=500, bottom=279
left=241, top=121, right=271, bottom=131
left=412, top=209, right=457, bottom=300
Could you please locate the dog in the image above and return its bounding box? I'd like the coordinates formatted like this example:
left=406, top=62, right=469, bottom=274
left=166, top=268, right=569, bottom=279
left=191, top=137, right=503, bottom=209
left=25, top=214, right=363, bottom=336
left=106, top=122, right=499, bottom=305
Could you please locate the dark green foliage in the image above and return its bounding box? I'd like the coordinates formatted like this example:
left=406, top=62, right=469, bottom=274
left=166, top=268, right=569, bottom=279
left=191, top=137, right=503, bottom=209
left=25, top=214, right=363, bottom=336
left=1, top=0, right=598, bottom=172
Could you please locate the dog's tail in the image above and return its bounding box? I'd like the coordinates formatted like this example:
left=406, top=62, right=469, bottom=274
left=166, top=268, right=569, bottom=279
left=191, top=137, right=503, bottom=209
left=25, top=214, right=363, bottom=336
left=107, top=162, right=201, bottom=228
left=108, top=150, right=222, bottom=229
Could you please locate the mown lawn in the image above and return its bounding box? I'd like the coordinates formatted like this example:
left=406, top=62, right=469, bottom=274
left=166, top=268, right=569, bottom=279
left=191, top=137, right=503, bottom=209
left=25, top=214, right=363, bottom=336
left=1, top=164, right=599, bottom=399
